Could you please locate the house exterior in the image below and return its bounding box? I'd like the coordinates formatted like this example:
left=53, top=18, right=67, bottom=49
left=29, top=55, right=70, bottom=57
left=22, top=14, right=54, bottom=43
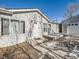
left=0, top=8, right=59, bottom=47
left=61, top=15, right=79, bottom=35
left=9, top=8, right=51, bottom=38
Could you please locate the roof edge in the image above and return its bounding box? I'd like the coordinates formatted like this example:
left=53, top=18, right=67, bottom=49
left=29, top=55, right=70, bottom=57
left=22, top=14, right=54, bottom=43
left=7, top=8, right=50, bottom=22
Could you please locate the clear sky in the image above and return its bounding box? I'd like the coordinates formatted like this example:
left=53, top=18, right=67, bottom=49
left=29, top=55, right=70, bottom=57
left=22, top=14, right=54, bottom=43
left=0, top=0, right=77, bottom=22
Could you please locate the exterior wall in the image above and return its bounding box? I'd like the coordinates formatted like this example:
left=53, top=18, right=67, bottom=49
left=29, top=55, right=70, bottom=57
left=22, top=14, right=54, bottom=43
left=62, top=23, right=79, bottom=35
left=51, top=23, right=59, bottom=33
left=13, top=12, right=43, bottom=39
left=67, top=23, right=79, bottom=35
left=42, top=17, right=49, bottom=35
left=48, top=23, right=54, bottom=35
left=31, top=12, right=43, bottom=38
left=0, top=14, right=26, bottom=47
left=62, top=24, right=67, bottom=34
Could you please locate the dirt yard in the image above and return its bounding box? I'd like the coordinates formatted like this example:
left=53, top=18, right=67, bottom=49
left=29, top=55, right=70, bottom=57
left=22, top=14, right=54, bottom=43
left=0, top=42, right=41, bottom=59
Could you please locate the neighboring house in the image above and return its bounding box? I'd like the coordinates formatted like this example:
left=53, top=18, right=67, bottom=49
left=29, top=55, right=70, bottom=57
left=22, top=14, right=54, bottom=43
left=61, top=14, right=79, bottom=35
left=0, top=8, right=59, bottom=47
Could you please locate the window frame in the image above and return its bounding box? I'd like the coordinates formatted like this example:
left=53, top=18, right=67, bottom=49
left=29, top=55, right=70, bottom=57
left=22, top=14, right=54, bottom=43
left=11, top=20, right=25, bottom=34
left=75, top=24, right=78, bottom=26
left=1, top=18, right=9, bottom=35
left=72, top=24, right=74, bottom=26
left=20, top=21, right=25, bottom=33
left=43, top=23, right=48, bottom=32
left=48, top=24, right=51, bottom=35
left=11, top=20, right=19, bottom=34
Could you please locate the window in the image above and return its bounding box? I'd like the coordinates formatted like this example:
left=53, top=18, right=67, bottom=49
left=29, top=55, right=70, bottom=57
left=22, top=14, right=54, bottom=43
left=68, top=24, right=70, bottom=26
left=43, top=23, right=47, bottom=32
left=68, top=24, right=75, bottom=26
left=77, top=46, right=79, bottom=50
left=75, top=24, right=78, bottom=26
left=1, top=18, right=9, bottom=35
left=11, top=20, right=19, bottom=33
left=72, top=24, right=74, bottom=26
left=11, top=20, right=25, bottom=34
left=20, top=21, right=25, bottom=33
left=48, top=24, right=51, bottom=34
left=59, top=24, right=62, bottom=33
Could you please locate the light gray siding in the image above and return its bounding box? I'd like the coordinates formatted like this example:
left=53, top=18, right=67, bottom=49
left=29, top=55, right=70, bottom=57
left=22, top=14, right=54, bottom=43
left=0, top=8, right=58, bottom=47
left=67, top=23, right=79, bottom=35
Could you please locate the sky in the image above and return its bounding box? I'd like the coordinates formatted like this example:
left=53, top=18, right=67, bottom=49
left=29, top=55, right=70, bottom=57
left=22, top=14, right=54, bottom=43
left=0, top=0, right=78, bottom=22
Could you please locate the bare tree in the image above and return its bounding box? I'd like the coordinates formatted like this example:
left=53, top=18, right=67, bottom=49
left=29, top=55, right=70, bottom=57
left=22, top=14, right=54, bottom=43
left=63, top=1, right=79, bottom=20
left=64, top=2, right=75, bottom=20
